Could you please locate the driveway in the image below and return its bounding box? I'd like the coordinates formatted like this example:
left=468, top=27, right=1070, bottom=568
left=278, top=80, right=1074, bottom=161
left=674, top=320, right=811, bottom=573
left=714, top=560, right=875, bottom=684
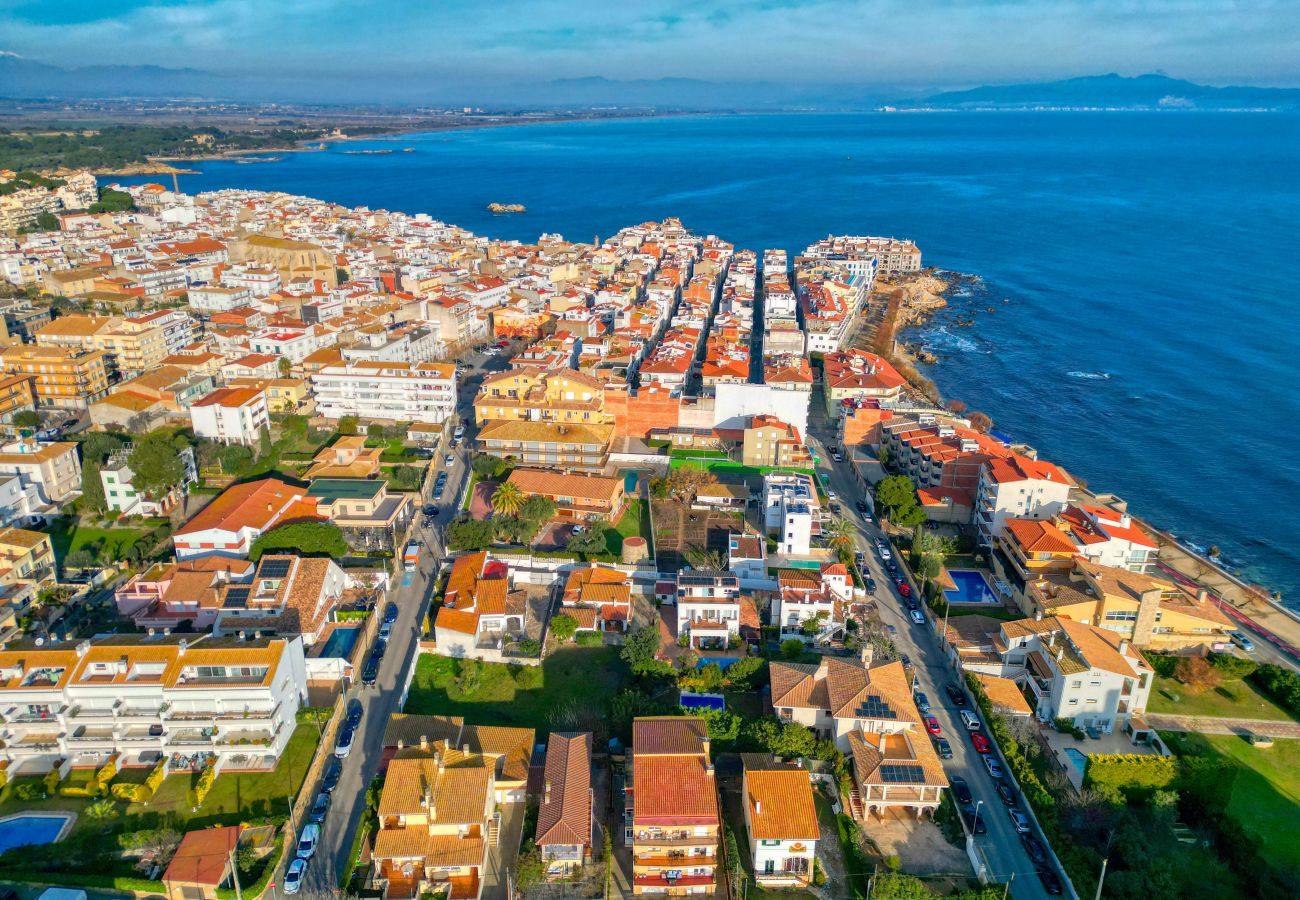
left=868, top=808, right=971, bottom=876
left=482, top=801, right=526, bottom=900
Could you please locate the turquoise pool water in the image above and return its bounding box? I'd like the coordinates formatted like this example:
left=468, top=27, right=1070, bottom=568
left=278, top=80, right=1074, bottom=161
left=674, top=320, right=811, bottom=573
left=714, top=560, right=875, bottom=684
left=944, top=569, right=999, bottom=604
left=1063, top=747, right=1088, bottom=775
left=319, top=626, right=361, bottom=659
left=0, top=813, right=71, bottom=853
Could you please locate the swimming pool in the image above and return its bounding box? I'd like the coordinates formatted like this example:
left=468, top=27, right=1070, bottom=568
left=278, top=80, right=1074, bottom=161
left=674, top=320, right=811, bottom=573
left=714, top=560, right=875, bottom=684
left=944, top=569, right=999, bottom=604
left=0, top=813, right=74, bottom=854
left=1063, top=747, right=1088, bottom=775
left=318, top=626, right=361, bottom=659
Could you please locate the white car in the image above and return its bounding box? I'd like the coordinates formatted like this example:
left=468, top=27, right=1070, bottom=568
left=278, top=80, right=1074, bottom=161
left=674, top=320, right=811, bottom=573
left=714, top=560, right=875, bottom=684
left=909, top=609, right=925, bottom=625
left=1229, top=630, right=1255, bottom=652
left=444, top=453, right=455, bottom=467
left=334, top=725, right=355, bottom=759
left=296, top=823, right=320, bottom=860
left=284, top=857, right=307, bottom=894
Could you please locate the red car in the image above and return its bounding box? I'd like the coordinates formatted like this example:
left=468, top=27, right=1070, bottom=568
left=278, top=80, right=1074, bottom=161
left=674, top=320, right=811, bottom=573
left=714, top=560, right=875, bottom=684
left=970, top=732, right=992, bottom=753
left=495, top=340, right=510, bottom=348
left=924, top=715, right=941, bottom=735
left=898, top=582, right=911, bottom=597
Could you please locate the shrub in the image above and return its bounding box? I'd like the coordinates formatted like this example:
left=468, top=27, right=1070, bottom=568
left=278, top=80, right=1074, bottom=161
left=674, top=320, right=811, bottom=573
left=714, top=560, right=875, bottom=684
left=724, top=655, right=767, bottom=689
left=1146, top=653, right=1178, bottom=679
left=575, top=631, right=604, bottom=647
left=95, top=756, right=118, bottom=791
left=43, top=768, right=61, bottom=796
left=1248, top=664, right=1300, bottom=716
left=1173, top=656, right=1221, bottom=693
left=514, top=638, right=542, bottom=657
left=549, top=613, right=579, bottom=642
left=193, top=763, right=216, bottom=806
left=15, top=782, right=44, bottom=801
left=1207, top=652, right=1257, bottom=679
left=1084, top=754, right=1179, bottom=795
left=513, top=664, right=544, bottom=690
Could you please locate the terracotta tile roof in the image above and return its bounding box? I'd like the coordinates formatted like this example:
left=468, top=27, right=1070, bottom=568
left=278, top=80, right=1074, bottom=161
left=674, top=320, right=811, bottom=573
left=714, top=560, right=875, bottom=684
left=462, top=724, right=536, bottom=784
left=506, top=467, right=621, bottom=503
left=1004, top=519, right=1079, bottom=555
left=536, top=732, right=593, bottom=848
left=634, top=716, right=709, bottom=755
left=770, top=657, right=918, bottom=723
left=973, top=674, right=1033, bottom=716
left=378, top=744, right=493, bottom=823
left=743, top=760, right=819, bottom=841
left=848, top=728, right=948, bottom=789
left=175, top=478, right=312, bottom=538
left=164, top=825, right=241, bottom=886
left=383, top=713, right=465, bottom=750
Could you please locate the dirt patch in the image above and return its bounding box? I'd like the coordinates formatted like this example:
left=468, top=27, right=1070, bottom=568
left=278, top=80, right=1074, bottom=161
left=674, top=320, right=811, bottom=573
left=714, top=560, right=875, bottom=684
left=650, top=498, right=744, bottom=572
left=866, top=808, right=970, bottom=877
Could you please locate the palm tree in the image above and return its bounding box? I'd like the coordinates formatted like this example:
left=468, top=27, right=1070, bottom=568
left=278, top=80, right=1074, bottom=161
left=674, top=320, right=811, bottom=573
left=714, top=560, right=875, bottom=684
left=491, top=481, right=524, bottom=517
left=824, top=516, right=857, bottom=553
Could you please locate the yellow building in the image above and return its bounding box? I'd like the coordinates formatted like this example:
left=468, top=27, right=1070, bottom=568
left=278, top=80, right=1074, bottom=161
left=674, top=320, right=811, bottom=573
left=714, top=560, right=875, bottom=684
left=226, top=376, right=310, bottom=413
left=473, top=366, right=611, bottom=427
left=742, top=415, right=813, bottom=468
left=1022, top=557, right=1234, bottom=651
left=0, top=375, right=35, bottom=424
left=0, top=345, right=109, bottom=409
left=0, top=527, right=56, bottom=592
left=35, top=314, right=168, bottom=378
left=231, top=233, right=338, bottom=288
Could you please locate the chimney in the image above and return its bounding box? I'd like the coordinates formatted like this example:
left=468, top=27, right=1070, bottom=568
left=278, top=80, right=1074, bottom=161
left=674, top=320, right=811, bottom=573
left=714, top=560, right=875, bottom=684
left=1034, top=609, right=1043, bottom=621
left=419, top=734, right=428, bottom=752
left=1118, top=639, right=1129, bottom=655
left=1056, top=645, right=1064, bottom=661
left=178, top=639, right=187, bottom=655
left=1197, top=589, right=1209, bottom=604
left=754, top=799, right=762, bottom=815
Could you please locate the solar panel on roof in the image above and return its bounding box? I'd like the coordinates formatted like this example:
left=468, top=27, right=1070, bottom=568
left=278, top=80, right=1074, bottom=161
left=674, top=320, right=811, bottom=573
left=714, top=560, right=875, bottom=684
left=223, top=586, right=251, bottom=609
left=880, top=764, right=924, bottom=784
left=258, top=558, right=292, bottom=578
left=855, top=696, right=899, bottom=719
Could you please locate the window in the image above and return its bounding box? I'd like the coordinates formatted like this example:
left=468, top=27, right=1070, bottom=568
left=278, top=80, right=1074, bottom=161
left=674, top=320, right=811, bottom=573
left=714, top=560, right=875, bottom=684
left=1068, top=699, right=1078, bottom=706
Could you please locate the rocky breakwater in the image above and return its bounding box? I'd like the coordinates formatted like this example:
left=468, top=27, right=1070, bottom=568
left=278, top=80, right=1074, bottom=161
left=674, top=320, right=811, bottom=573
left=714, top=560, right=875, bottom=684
left=487, top=202, right=526, bottom=214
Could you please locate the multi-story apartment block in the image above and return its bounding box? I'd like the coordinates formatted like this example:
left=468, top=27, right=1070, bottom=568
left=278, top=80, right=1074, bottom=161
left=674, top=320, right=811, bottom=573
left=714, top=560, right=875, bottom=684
left=1054, top=503, right=1158, bottom=572
left=822, top=350, right=905, bottom=418
left=741, top=755, right=819, bottom=887
left=312, top=360, right=456, bottom=423
left=998, top=616, right=1154, bottom=734
left=770, top=656, right=947, bottom=818
left=802, top=235, right=922, bottom=275
left=1019, top=557, right=1232, bottom=651
left=741, top=415, right=812, bottom=469
left=188, top=283, right=254, bottom=313
left=474, top=367, right=611, bottom=427
left=0, top=526, right=57, bottom=604
left=880, top=417, right=1012, bottom=501
left=627, top=717, right=719, bottom=896
left=504, top=468, right=625, bottom=522
left=0, top=438, right=83, bottom=508
left=674, top=570, right=741, bottom=651
left=189, top=386, right=269, bottom=446
left=974, top=455, right=1073, bottom=547
left=35, top=313, right=171, bottom=379
left=537, top=731, right=595, bottom=879
left=0, top=634, right=307, bottom=775
left=475, top=419, right=612, bottom=473
left=762, top=472, right=819, bottom=556
left=0, top=375, right=35, bottom=425
left=0, top=344, right=110, bottom=409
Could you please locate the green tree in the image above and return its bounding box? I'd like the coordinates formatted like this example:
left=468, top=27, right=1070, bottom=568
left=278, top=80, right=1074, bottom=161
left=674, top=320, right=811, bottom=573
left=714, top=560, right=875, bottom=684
left=491, top=481, right=524, bottom=517
left=80, top=460, right=107, bottom=513
left=824, top=516, right=856, bottom=553
left=249, top=522, right=348, bottom=560
left=277, top=356, right=292, bottom=377
left=337, top=415, right=359, bottom=436
left=621, top=625, right=673, bottom=677
left=683, top=547, right=726, bottom=570
left=89, top=187, right=135, bottom=213
left=550, top=613, right=579, bottom=642
left=446, top=517, right=496, bottom=551
left=566, top=521, right=610, bottom=556
left=128, top=431, right=186, bottom=500
left=871, top=872, right=936, bottom=899
left=876, top=474, right=919, bottom=520
left=780, top=638, right=807, bottom=660
left=518, top=494, right=556, bottom=524
left=64, top=549, right=97, bottom=572
left=258, top=425, right=273, bottom=459
left=471, top=453, right=511, bottom=480
left=12, top=410, right=38, bottom=430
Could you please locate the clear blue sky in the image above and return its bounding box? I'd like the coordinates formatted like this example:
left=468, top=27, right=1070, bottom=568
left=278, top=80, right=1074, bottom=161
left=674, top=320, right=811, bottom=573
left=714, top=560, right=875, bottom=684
left=3, top=0, right=1298, bottom=90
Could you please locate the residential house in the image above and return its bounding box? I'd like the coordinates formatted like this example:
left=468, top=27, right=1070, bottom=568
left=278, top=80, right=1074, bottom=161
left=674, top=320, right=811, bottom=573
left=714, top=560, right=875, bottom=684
left=162, top=824, right=244, bottom=900
left=773, top=564, right=852, bottom=643
left=100, top=444, right=197, bottom=517
left=308, top=478, right=414, bottom=553
left=114, top=557, right=255, bottom=631
left=675, top=571, right=741, bottom=651
left=693, top=483, right=749, bottom=513
left=172, top=478, right=318, bottom=560
left=998, top=616, right=1154, bottom=735
left=381, top=715, right=535, bottom=804
left=537, top=732, right=595, bottom=879
left=627, top=717, right=719, bottom=896
left=727, top=534, right=766, bottom=582
left=769, top=656, right=947, bottom=818
left=215, top=554, right=348, bottom=645
left=1053, top=504, right=1158, bottom=573
left=0, top=438, right=82, bottom=510
left=304, top=435, right=384, bottom=480
left=560, top=565, right=634, bottom=633
left=741, top=754, right=818, bottom=887
left=432, top=552, right=528, bottom=660
left=188, top=387, right=269, bottom=446
left=0, top=634, right=307, bottom=775
left=822, top=350, right=905, bottom=418
left=762, top=473, right=819, bottom=556
left=503, top=468, right=625, bottom=522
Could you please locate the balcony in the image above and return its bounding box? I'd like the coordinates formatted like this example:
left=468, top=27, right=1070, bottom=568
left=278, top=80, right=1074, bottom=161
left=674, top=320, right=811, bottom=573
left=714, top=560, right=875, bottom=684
left=633, top=831, right=712, bottom=846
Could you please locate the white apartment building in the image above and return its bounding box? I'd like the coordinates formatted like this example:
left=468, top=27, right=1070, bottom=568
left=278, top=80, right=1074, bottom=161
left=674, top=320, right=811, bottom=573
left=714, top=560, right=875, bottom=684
left=100, top=445, right=198, bottom=517
left=312, top=360, right=456, bottom=423
left=248, top=325, right=334, bottom=364
left=221, top=265, right=281, bottom=298
left=340, top=325, right=443, bottom=365
left=999, top=616, right=1154, bottom=733
left=802, top=236, right=921, bottom=275
left=674, top=570, right=742, bottom=650
left=0, top=634, right=307, bottom=776
left=129, top=308, right=200, bottom=355
left=975, top=455, right=1073, bottom=547
left=0, top=439, right=83, bottom=508
left=763, top=473, right=819, bottom=556
left=189, top=283, right=253, bottom=313
left=189, top=387, right=270, bottom=446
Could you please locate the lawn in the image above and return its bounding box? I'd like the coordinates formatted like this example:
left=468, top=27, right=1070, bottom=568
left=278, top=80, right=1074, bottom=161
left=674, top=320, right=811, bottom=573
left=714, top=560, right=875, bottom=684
left=1161, top=730, right=1300, bottom=872
left=47, top=517, right=154, bottom=564
left=669, top=458, right=816, bottom=481
left=405, top=646, right=629, bottom=736
left=128, top=724, right=320, bottom=829
left=1147, top=675, right=1296, bottom=722
left=603, top=499, right=653, bottom=556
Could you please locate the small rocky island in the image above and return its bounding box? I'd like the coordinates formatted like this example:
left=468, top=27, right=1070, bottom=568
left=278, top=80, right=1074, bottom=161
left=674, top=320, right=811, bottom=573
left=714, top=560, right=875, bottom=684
left=487, top=202, right=526, bottom=214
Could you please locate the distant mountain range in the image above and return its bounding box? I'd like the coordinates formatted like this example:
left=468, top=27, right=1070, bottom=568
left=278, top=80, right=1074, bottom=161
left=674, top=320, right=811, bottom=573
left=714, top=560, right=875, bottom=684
left=1, top=53, right=1297, bottom=112
left=916, top=73, right=1300, bottom=110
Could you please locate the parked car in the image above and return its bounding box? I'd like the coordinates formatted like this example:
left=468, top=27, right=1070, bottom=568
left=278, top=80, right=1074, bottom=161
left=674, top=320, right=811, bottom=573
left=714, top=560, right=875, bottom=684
left=444, top=453, right=456, bottom=467
left=496, top=340, right=510, bottom=348
left=945, top=684, right=968, bottom=707
left=855, top=551, right=867, bottom=567
left=422, top=504, right=437, bottom=516
left=379, top=621, right=392, bottom=640
left=877, top=541, right=892, bottom=561
left=362, top=656, right=380, bottom=686
left=909, top=608, right=924, bottom=625
left=961, top=804, right=987, bottom=835
left=1036, top=866, right=1064, bottom=895
left=296, top=823, right=320, bottom=860
left=924, top=715, right=942, bottom=735
left=432, top=481, right=447, bottom=501
left=321, top=759, right=342, bottom=793
left=284, top=858, right=307, bottom=894
left=1229, top=630, right=1256, bottom=652
left=970, top=732, right=992, bottom=753
left=1021, top=833, right=1048, bottom=863
left=960, top=710, right=982, bottom=730
left=949, top=775, right=973, bottom=805
left=932, top=736, right=953, bottom=759
left=984, top=756, right=1004, bottom=778
left=913, top=691, right=930, bottom=713
left=865, top=577, right=878, bottom=594
left=453, top=425, right=466, bottom=442
left=308, top=791, right=331, bottom=824
left=885, top=623, right=897, bottom=636
left=346, top=698, right=363, bottom=730
left=856, top=499, right=869, bottom=513
left=900, top=653, right=912, bottom=669
left=372, top=639, right=387, bottom=660
left=996, top=782, right=1016, bottom=806
left=334, top=725, right=355, bottom=759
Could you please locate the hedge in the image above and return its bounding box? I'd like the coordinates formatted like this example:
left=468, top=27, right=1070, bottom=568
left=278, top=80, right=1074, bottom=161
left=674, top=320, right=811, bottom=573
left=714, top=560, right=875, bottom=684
left=0, top=871, right=163, bottom=892
left=1083, top=754, right=1178, bottom=794
left=43, top=769, right=61, bottom=795
left=1248, top=664, right=1300, bottom=716
left=113, top=758, right=166, bottom=802
left=193, top=764, right=216, bottom=806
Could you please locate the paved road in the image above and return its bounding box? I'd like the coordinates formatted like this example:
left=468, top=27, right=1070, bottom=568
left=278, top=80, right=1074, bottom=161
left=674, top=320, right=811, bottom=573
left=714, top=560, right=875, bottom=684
left=807, top=432, right=1055, bottom=900
left=298, top=349, right=501, bottom=896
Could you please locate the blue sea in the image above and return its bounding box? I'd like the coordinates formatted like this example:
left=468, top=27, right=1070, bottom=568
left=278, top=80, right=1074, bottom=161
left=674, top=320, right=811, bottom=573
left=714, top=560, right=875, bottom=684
left=108, top=112, right=1300, bottom=603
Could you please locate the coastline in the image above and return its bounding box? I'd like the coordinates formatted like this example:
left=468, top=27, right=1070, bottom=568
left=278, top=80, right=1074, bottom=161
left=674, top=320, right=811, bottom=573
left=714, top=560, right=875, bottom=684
left=881, top=275, right=1297, bottom=635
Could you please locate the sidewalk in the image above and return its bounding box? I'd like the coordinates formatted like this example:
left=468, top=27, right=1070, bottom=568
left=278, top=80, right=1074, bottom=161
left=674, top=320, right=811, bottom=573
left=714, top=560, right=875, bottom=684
left=1143, top=713, right=1300, bottom=738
